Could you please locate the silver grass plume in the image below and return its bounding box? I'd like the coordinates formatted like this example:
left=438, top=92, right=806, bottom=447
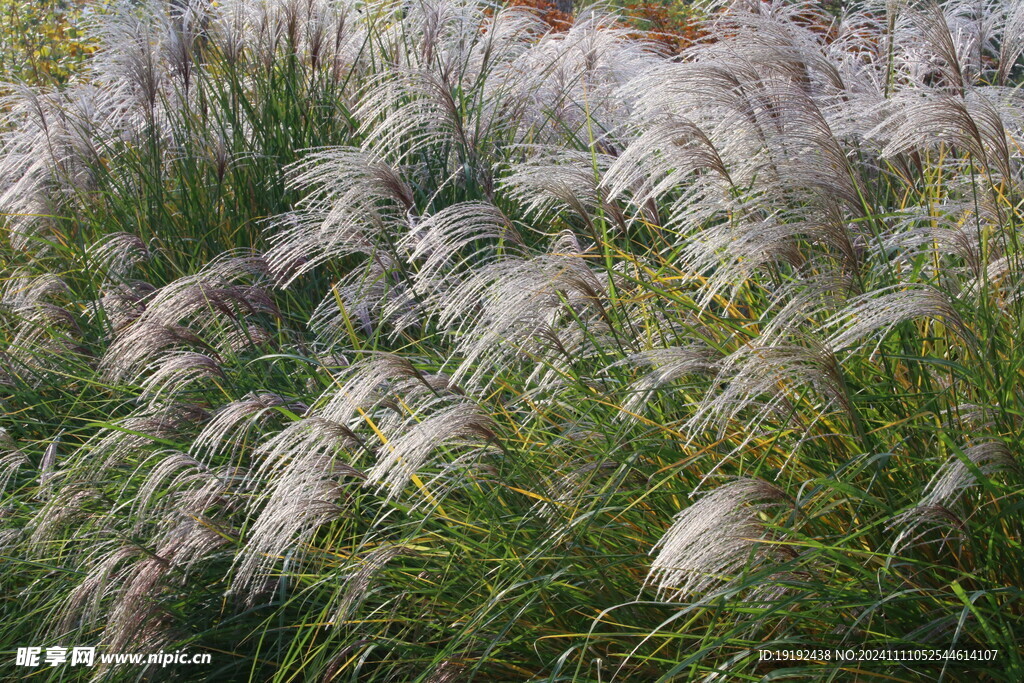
left=366, top=400, right=496, bottom=500
left=312, top=353, right=439, bottom=430
left=756, top=274, right=860, bottom=344
left=231, top=453, right=359, bottom=599
left=500, top=11, right=662, bottom=147
left=247, top=356, right=459, bottom=487
left=57, top=521, right=228, bottom=644
left=126, top=255, right=274, bottom=333
left=891, top=441, right=1015, bottom=552
left=1, top=272, right=70, bottom=310
left=504, top=151, right=625, bottom=229
left=686, top=1, right=854, bottom=123
left=0, top=529, right=21, bottom=553
left=0, top=271, right=84, bottom=384
left=824, top=285, right=972, bottom=354
left=233, top=356, right=475, bottom=594
left=308, top=253, right=420, bottom=340
left=304, top=200, right=527, bottom=341
left=330, top=544, right=406, bottom=624
left=996, top=1, right=1024, bottom=85
left=71, top=403, right=210, bottom=477
left=437, top=231, right=613, bottom=390
left=38, top=433, right=61, bottom=498
left=26, top=486, right=104, bottom=553
left=225, top=360, right=429, bottom=595
left=246, top=416, right=364, bottom=488
left=609, top=57, right=869, bottom=303
left=89, top=0, right=176, bottom=113
left=55, top=542, right=140, bottom=635
left=93, top=282, right=154, bottom=335
left=0, top=85, right=130, bottom=251
left=354, top=67, right=487, bottom=167
left=604, top=112, right=744, bottom=213
left=425, top=661, right=467, bottom=683
left=99, top=255, right=276, bottom=382
left=619, top=345, right=720, bottom=416
left=918, top=441, right=1014, bottom=509
left=0, top=432, right=28, bottom=496
left=942, top=402, right=1001, bottom=432
left=875, top=203, right=990, bottom=281
left=352, top=0, right=553, bottom=169
left=400, top=201, right=524, bottom=302
left=685, top=336, right=853, bottom=473
left=901, top=0, right=994, bottom=92
left=647, top=478, right=787, bottom=601
left=243, top=356, right=419, bottom=483
left=100, top=322, right=208, bottom=384
left=100, top=521, right=227, bottom=653
left=869, top=87, right=1017, bottom=182
left=128, top=451, right=222, bottom=532
left=538, top=457, right=619, bottom=521
left=265, top=147, right=414, bottom=285
left=191, top=392, right=306, bottom=464
left=137, top=351, right=225, bottom=408
left=209, top=0, right=366, bottom=78
left=86, top=232, right=150, bottom=281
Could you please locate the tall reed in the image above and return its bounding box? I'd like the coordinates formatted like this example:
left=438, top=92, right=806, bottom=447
left=1, top=0, right=1022, bottom=680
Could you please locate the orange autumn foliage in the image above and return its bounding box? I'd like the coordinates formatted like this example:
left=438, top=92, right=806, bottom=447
left=619, top=0, right=709, bottom=53
left=505, top=0, right=574, bottom=32
left=503, top=0, right=709, bottom=53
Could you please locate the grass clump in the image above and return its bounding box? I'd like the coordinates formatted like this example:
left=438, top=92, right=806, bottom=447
left=0, top=0, right=1023, bottom=680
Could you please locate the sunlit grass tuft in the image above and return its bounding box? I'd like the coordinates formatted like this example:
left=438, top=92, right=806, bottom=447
left=1, top=0, right=1023, bottom=681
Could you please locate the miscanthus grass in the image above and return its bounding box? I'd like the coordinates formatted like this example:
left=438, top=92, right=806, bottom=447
left=1, top=0, right=1023, bottom=680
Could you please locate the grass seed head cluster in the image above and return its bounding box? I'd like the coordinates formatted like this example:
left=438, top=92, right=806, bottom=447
left=1, top=0, right=1023, bottom=680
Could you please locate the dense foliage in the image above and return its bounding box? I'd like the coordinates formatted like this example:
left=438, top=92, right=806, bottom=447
left=1, top=0, right=1022, bottom=680
left=0, top=0, right=102, bottom=87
